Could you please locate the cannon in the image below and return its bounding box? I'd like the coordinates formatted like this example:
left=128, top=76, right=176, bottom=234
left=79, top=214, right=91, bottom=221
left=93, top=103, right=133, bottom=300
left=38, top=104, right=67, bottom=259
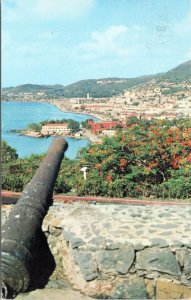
left=1, top=137, right=68, bottom=299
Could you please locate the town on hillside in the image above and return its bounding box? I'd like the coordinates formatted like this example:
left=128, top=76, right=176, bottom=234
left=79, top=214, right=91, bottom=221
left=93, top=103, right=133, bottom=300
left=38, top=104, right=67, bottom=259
left=2, top=61, right=191, bottom=136
left=52, top=79, right=191, bottom=122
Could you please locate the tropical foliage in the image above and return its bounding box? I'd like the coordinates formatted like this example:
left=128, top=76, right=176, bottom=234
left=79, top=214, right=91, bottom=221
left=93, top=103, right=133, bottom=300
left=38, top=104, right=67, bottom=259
left=1, top=140, right=18, bottom=163
left=78, top=118, right=191, bottom=199
left=2, top=118, right=191, bottom=199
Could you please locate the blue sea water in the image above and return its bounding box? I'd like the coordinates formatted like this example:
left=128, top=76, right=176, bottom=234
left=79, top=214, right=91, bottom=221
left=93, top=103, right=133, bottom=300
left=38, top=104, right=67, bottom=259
left=2, top=102, right=98, bottom=159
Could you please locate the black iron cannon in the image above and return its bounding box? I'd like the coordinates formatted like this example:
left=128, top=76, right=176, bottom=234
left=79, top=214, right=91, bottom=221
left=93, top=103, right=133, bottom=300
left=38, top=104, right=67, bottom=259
left=1, top=137, right=68, bottom=299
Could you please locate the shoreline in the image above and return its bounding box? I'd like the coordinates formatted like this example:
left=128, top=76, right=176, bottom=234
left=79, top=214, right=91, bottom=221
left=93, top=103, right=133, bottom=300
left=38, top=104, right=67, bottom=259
left=4, top=100, right=102, bottom=143
left=50, top=100, right=104, bottom=121
left=8, top=130, right=97, bottom=142
left=23, top=130, right=100, bottom=143
left=2, top=100, right=103, bottom=121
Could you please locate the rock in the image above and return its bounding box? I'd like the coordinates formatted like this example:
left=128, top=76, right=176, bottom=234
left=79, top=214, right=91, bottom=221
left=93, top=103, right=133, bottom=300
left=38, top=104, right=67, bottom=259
left=62, top=228, right=85, bottom=248
left=97, top=246, right=135, bottom=275
left=176, top=250, right=187, bottom=267
left=105, top=239, right=122, bottom=250
left=62, top=228, right=75, bottom=242
left=136, top=248, right=181, bottom=275
left=72, top=249, right=98, bottom=281
left=149, top=238, right=167, bottom=248
left=112, top=278, right=147, bottom=299
left=88, top=236, right=106, bottom=250
left=184, top=252, right=191, bottom=276
left=49, top=226, right=62, bottom=237
left=152, top=223, right=178, bottom=229
left=171, top=240, right=184, bottom=247
left=156, top=279, right=191, bottom=299
left=145, top=278, right=155, bottom=299
left=134, top=243, right=147, bottom=251
left=181, top=276, right=191, bottom=287
left=70, top=237, right=85, bottom=249
left=47, top=235, right=57, bottom=248
left=45, top=278, right=72, bottom=290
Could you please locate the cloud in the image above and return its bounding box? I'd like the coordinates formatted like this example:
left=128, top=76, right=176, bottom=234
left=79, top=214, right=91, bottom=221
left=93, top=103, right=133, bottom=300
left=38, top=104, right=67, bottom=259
left=77, top=25, right=131, bottom=60
left=3, top=0, right=95, bottom=22
left=34, top=0, right=95, bottom=20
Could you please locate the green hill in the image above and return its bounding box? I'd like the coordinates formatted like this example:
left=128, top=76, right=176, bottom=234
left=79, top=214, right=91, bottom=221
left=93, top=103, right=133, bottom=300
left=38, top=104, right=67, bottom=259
left=3, top=60, right=190, bottom=98
left=159, top=60, right=191, bottom=83
left=3, top=84, right=65, bottom=93
left=63, top=75, right=158, bottom=98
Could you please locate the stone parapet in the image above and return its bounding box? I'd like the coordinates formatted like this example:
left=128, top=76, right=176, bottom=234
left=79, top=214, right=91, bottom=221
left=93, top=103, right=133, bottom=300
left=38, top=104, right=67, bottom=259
left=2, top=203, right=191, bottom=299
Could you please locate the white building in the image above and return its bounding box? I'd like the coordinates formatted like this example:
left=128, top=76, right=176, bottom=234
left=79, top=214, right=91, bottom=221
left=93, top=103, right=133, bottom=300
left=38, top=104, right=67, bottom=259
left=102, top=130, right=116, bottom=137
left=41, top=123, right=70, bottom=135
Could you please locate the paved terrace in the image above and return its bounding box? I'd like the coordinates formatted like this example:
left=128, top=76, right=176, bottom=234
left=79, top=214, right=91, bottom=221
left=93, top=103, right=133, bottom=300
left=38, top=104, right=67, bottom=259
left=2, top=199, right=191, bottom=299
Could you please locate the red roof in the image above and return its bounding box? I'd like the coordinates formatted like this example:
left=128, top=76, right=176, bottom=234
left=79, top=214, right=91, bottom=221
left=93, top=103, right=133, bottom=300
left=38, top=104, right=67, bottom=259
left=42, top=123, right=68, bottom=127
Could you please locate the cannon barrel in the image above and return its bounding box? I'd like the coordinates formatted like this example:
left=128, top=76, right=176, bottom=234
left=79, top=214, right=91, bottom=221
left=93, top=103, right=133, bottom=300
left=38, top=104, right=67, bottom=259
left=1, top=138, right=68, bottom=299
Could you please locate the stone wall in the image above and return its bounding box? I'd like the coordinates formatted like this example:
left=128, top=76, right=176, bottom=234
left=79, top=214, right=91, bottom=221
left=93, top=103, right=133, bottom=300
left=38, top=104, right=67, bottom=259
left=2, top=203, right=191, bottom=299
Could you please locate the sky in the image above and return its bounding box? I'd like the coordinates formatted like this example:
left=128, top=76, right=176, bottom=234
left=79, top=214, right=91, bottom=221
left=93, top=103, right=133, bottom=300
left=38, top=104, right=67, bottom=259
left=2, top=0, right=191, bottom=87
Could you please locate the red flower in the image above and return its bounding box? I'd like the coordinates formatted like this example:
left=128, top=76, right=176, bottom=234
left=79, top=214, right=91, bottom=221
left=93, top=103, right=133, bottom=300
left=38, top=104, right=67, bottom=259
left=105, top=174, right=113, bottom=182
left=166, top=137, right=174, bottom=145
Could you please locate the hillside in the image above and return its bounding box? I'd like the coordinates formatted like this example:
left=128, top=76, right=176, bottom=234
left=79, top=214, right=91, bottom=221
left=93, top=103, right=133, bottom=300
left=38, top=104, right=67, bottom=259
left=2, top=60, right=190, bottom=100
left=158, top=60, right=191, bottom=83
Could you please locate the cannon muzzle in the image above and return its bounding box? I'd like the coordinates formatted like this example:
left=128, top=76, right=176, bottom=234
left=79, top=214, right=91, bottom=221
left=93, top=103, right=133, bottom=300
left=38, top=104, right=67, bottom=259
left=1, top=138, right=68, bottom=299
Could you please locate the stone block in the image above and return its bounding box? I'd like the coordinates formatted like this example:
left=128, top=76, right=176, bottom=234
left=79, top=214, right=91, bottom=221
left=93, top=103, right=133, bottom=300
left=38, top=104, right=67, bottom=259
left=88, top=236, right=106, bottom=250
left=156, top=279, right=191, bottom=299
left=134, top=243, right=147, bottom=251
left=62, top=228, right=85, bottom=248
left=49, top=226, right=62, bottom=237
left=136, top=248, right=181, bottom=275
left=97, top=245, right=135, bottom=275
left=112, top=278, right=147, bottom=299
left=144, top=279, right=155, bottom=299
left=149, top=238, right=167, bottom=248
left=105, top=239, right=122, bottom=250
left=72, top=249, right=98, bottom=281
left=184, top=252, right=191, bottom=276
left=176, top=250, right=187, bottom=267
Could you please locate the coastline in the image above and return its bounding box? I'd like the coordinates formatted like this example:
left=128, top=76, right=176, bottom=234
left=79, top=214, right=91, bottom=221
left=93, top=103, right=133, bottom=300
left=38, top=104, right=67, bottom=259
left=4, top=100, right=102, bottom=143
left=8, top=129, right=99, bottom=143
left=23, top=129, right=100, bottom=143
left=50, top=100, right=103, bottom=121
left=2, top=100, right=101, bottom=143
left=2, top=99, right=103, bottom=121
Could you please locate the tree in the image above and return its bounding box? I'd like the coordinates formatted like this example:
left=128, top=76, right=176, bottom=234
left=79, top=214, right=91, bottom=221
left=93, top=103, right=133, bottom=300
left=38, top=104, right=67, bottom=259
left=67, top=120, right=80, bottom=133
left=1, top=140, right=18, bottom=163
left=79, top=119, right=191, bottom=198
left=27, top=123, right=41, bottom=132
left=126, top=116, right=140, bottom=125
left=81, top=120, right=91, bottom=129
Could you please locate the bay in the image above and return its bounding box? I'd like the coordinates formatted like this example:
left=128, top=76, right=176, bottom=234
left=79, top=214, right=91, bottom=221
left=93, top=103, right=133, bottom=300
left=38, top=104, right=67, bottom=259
left=2, top=102, right=98, bottom=159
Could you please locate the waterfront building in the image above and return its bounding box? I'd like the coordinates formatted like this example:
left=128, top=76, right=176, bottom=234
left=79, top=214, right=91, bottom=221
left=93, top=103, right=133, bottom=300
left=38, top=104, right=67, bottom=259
left=88, top=120, right=125, bottom=134
left=41, top=123, right=70, bottom=135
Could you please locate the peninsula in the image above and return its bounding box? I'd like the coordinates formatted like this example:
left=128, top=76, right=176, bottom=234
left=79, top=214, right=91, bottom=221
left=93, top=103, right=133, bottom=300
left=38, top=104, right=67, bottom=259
left=8, top=119, right=101, bottom=143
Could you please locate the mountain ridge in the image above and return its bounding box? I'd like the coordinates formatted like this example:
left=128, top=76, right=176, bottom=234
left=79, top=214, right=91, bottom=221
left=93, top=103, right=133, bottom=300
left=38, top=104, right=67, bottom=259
left=3, top=60, right=190, bottom=98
